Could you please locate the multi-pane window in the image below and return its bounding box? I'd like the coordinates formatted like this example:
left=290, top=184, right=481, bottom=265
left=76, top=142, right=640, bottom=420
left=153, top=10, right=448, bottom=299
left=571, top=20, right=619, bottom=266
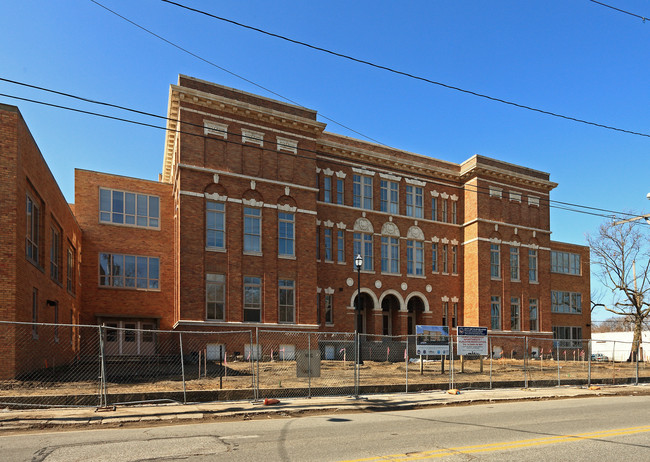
left=405, top=186, right=423, bottom=218
left=353, top=233, right=373, bottom=270
left=353, top=174, right=373, bottom=209
left=407, top=240, right=424, bottom=276
left=26, top=194, right=40, bottom=263
left=244, top=207, right=262, bottom=253
left=67, top=247, right=75, bottom=293
left=279, top=279, right=295, bottom=323
left=490, top=244, right=500, bottom=279
left=50, top=225, right=61, bottom=283
left=510, top=297, right=520, bottom=331
left=442, top=244, right=449, bottom=273
left=206, top=273, right=225, bottom=321
left=99, top=253, right=160, bottom=290
left=381, top=237, right=400, bottom=273
left=432, top=243, right=438, bottom=272
left=551, top=251, right=581, bottom=275
left=32, top=288, right=38, bottom=339
left=551, top=291, right=582, bottom=314
left=452, top=245, right=458, bottom=274
left=243, top=276, right=262, bottom=322
left=452, top=302, right=458, bottom=328
left=451, top=201, right=458, bottom=224
left=337, top=230, right=345, bottom=262
left=510, top=247, right=520, bottom=281
left=432, top=197, right=438, bottom=221
left=325, top=294, right=333, bottom=324
left=206, top=201, right=225, bottom=249
left=323, top=176, right=332, bottom=203
left=380, top=180, right=399, bottom=214
left=528, top=249, right=538, bottom=282
left=441, top=200, right=448, bottom=222
left=442, top=302, right=448, bottom=326
left=336, top=179, right=344, bottom=205
left=99, top=188, right=160, bottom=228
left=278, top=212, right=294, bottom=256
left=553, top=326, right=583, bottom=348
left=529, top=299, right=538, bottom=332
left=491, top=296, right=501, bottom=330
left=324, top=228, right=333, bottom=261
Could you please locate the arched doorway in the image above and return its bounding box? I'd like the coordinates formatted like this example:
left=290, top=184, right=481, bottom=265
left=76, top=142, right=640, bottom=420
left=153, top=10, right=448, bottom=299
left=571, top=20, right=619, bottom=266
left=381, top=294, right=400, bottom=336
left=353, top=292, right=374, bottom=333
left=407, top=296, right=426, bottom=335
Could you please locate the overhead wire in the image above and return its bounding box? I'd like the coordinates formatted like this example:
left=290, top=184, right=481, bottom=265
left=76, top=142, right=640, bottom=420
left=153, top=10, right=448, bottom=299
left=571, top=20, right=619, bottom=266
left=589, top=0, right=649, bottom=22
left=159, top=0, right=650, bottom=140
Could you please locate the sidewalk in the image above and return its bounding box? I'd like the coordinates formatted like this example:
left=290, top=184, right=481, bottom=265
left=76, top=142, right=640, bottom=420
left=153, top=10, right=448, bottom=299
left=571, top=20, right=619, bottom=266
left=1, top=384, right=648, bottom=432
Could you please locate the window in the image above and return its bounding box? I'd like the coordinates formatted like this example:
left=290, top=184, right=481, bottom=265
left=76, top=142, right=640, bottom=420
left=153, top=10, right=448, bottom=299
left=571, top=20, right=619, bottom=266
left=67, top=247, right=75, bottom=293
left=491, top=296, right=500, bottom=330
left=380, top=180, right=399, bottom=214
left=529, top=299, right=538, bottom=331
left=323, top=176, right=332, bottom=203
left=32, top=288, right=38, bottom=339
left=26, top=194, right=40, bottom=264
left=337, top=230, right=345, bottom=262
left=407, top=240, right=424, bottom=276
left=381, top=236, right=400, bottom=273
left=432, top=243, right=438, bottom=272
left=99, top=253, right=160, bottom=290
left=244, top=207, right=262, bottom=253
left=452, top=302, right=458, bottom=328
left=206, top=201, right=225, bottom=249
left=489, top=186, right=502, bottom=198
left=452, top=201, right=458, bottom=224
left=452, top=245, right=458, bottom=274
left=553, top=326, right=583, bottom=348
left=490, top=244, right=500, bottom=279
left=353, top=232, right=373, bottom=270
left=442, top=244, right=448, bottom=273
left=325, top=294, right=333, bottom=324
left=441, top=200, right=448, bottom=222
left=551, top=291, right=582, bottom=314
left=405, top=186, right=423, bottom=218
left=243, top=276, right=262, bottom=322
left=551, top=251, right=581, bottom=275
left=442, top=302, right=448, bottom=326
left=510, top=247, right=520, bottom=281
left=529, top=249, right=538, bottom=282
left=336, top=179, right=344, bottom=205
left=510, top=297, right=520, bottom=331
left=432, top=197, right=438, bottom=221
left=99, top=188, right=159, bottom=228
left=324, top=228, right=333, bottom=261
left=279, top=279, right=295, bottom=323
left=50, top=225, right=61, bottom=283
left=278, top=212, right=294, bottom=257
left=353, top=174, right=373, bottom=210
left=206, top=273, right=225, bottom=321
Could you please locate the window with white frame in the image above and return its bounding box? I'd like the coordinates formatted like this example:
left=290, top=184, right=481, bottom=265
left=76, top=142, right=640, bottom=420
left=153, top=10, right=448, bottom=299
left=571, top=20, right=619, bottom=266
left=337, top=230, right=345, bottom=262
left=26, top=193, right=40, bottom=264
left=353, top=174, right=373, bottom=209
left=353, top=232, right=373, bottom=270
left=324, top=228, right=333, bottom=261
left=442, top=244, right=448, bottom=273
left=336, top=178, right=344, bottom=205
left=244, top=207, right=262, bottom=253
left=278, top=212, right=294, bottom=256
left=452, top=201, right=458, bottom=224
left=99, top=253, right=160, bottom=290
left=99, top=188, right=160, bottom=228
left=325, top=294, right=333, bottom=324
left=442, top=301, right=448, bottom=326
left=243, top=276, right=262, bottom=322
left=490, top=244, right=500, bottom=279
left=50, top=224, right=62, bottom=283
left=529, top=298, right=538, bottom=331
left=551, top=291, right=582, bottom=314
left=510, top=297, right=520, bottom=331
left=279, top=279, right=295, bottom=323
left=431, top=243, right=438, bottom=272
left=206, top=273, right=225, bottom=321
left=381, top=236, right=399, bottom=273
left=380, top=180, right=399, bottom=214
left=491, top=296, right=501, bottom=330
left=206, top=201, right=225, bottom=250
left=553, top=326, right=583, bottom=348
left=528, top=249, right=538, bottom=282
left=510, top=247, right=520, bottom=281
left=407, top=239, right=424, bottom=276
left=405, top=185, right=423, bottom=218
left=441, top=200, right=448, bottom=222
left=452, top=245, right=458, bottom=274
left=452, top=302, right=458, bottom=328
left=323, top=176, right=332, bottom=203
left=551, top=251, right=581, bottom=275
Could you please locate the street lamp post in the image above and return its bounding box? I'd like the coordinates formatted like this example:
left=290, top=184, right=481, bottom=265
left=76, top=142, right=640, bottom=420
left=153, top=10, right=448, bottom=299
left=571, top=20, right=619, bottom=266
left=355, top=253, right=363, bottom=365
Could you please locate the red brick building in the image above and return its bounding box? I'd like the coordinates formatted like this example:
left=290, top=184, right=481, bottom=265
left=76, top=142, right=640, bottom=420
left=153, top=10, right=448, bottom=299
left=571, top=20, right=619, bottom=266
left=0, top=76, right=591, bottom=373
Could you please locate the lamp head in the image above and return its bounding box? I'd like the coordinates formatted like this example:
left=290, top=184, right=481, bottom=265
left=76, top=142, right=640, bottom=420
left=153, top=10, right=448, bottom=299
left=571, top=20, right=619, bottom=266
left=354, top=254, right=363, bottom=269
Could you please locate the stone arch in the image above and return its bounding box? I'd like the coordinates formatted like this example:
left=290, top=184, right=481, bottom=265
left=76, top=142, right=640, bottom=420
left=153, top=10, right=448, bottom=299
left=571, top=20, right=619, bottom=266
left=277, top=194, right=297, bottom=208
left=353, top=217, right=374, bottom=233
left=242, top=189, right=263, bottom=206
left=204, top=182, right=228, bottom=198
left=349, top=288, right=379, bottom=311
left=406, top=225, right=425, bottom=241
left=381, top=222, right=400, bottom=237
left=378, top=289, right=405, bottom=311
left=404, top=291, right=431, bottom=313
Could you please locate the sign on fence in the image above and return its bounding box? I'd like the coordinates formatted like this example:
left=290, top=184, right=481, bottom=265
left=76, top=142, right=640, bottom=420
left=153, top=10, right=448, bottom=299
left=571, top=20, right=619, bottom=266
left=296, top=349, right=321, bottom=377
left=416, top=325, right=449, bottom=356
left=456, top=326, right=488, bottom=356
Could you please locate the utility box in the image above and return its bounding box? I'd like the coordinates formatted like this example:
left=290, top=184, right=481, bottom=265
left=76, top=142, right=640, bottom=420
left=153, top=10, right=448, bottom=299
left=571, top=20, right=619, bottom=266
left=296, top=349, right=321, bottom=377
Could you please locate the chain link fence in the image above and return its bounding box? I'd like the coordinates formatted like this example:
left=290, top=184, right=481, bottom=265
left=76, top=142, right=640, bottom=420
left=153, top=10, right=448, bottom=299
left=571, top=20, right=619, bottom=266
left=0, top=320, right=648, bottom=409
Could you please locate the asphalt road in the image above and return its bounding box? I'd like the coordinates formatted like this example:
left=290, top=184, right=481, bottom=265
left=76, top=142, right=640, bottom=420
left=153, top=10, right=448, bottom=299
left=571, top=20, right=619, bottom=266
left=1, top=395, right=649, bottom=461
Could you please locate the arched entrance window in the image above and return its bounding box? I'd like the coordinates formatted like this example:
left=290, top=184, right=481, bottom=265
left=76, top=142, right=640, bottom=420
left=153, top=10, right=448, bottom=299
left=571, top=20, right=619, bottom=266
left=381, top=294, right=401, bottom=336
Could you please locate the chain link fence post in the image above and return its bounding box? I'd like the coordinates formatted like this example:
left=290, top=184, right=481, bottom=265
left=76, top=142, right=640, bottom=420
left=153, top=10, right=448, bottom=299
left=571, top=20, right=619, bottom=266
left=179, top=332, right=186, bottom=404
left=354, top=330, right=359, bottom=397
left=489, top=336, right=493, bottom=389
left=588, top=338, right=592, bottom=387
left=98, top=324, right=107, bottom=408
left=524, top=336, right=528, bottom=389
left=307, top=332, right=312, bottom=399
left=405, top=335, right=409, bottom=393
left=556, top=341, right=561, bottom=387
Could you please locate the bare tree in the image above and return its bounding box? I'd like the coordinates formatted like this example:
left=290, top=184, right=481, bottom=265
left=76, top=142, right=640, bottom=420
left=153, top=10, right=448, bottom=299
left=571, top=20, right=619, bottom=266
left=587, top=221, right=650, bottom=361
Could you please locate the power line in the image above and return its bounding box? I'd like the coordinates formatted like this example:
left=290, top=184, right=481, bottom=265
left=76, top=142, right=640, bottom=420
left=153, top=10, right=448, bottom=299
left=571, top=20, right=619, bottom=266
left=0, top=81, right=643, bottom=223
left=159, top=0, right=650, bottom=140
left=88, top=0, right=386, bottom=146
left=589, top=0, right=649, bottom=22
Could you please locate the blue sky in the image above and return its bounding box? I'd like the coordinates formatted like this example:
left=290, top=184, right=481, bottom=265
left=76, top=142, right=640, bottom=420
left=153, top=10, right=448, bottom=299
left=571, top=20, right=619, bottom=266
left=2, top=1, right=650, bottom=321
